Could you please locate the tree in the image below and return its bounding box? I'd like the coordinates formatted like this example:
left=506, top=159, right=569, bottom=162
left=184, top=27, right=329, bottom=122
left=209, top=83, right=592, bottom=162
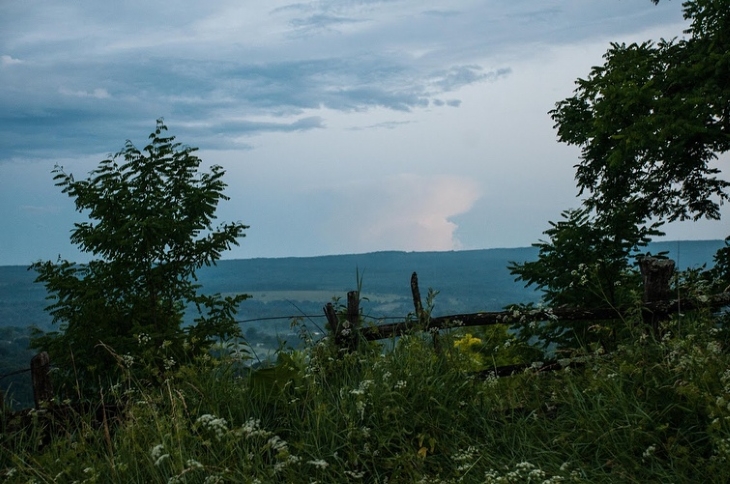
left=509, top=208, right=660, bottom=309
left=510, top=0, right=730, bottom=352
left=31, top=120, right=249, bottom=396
left=508, top=208, right=662, bottom=353
left=550, top=0, right=730, bottom=224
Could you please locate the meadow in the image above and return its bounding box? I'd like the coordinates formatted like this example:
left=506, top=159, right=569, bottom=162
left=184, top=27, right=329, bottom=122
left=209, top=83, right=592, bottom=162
left=2, top=240, right=730, bottom=482
left=2, top=299, right=730, bottom=483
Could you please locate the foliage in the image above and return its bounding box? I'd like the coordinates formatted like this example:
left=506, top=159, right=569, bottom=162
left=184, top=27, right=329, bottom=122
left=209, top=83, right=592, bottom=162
left=507, top=207, right=662, bottom=353
left=510, top=0, right=729, bottom=353
left=509, top=207, right=660, bottom=309
left=707, top=236, right=730, bottom=292
left=29, top=120, right=249, bottom=397
left=4, top=286, right=730, bottom=483
left=550, top=0, right=730, bottom=224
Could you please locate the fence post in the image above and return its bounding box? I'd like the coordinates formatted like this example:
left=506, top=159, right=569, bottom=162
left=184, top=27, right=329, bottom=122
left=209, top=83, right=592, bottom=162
left=411, top=272, right=424, bottom=322
left=639, top=256, right=676, bottom=336
left=344, top=290, right=360, bottom=351
left=31, top=352, right=53, bottom=409
left=411, top=272, right=439, bottom=352
left=324, top=302, right=338, bottom=334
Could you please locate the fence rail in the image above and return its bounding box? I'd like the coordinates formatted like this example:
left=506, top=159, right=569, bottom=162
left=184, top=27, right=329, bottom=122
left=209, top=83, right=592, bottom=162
left=3, top=257, right=728, bottom=415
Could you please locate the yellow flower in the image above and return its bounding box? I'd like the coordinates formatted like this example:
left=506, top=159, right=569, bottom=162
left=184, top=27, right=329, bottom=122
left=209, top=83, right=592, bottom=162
left=454, top=333, right=482, bottom=350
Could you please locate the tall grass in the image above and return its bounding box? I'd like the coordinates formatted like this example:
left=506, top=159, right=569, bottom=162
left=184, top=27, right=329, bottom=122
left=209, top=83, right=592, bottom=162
left=3, top=306, right=730, bottom=483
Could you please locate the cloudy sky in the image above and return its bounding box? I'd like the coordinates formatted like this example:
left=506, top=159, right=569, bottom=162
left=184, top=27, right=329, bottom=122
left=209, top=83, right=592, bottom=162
left=1, top=0, right=727, bottom=266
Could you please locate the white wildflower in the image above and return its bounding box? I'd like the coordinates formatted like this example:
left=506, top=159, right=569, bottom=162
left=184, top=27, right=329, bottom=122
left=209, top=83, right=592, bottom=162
left=150, top=443, right=165, bottom=460
left=197, top=414, right=229, bottom=441
left=308, top=459, right=329, bottom=469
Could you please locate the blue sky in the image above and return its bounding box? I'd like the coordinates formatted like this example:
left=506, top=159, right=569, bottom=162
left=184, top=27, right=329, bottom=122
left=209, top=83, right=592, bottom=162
left=1, top=0, right=727, bottom=266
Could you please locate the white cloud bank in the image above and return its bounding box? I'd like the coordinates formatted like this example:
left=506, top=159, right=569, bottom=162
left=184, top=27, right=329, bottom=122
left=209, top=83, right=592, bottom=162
left=322, top=174, right=481, bottom=253
left=1, top=54, right=23, bottom=66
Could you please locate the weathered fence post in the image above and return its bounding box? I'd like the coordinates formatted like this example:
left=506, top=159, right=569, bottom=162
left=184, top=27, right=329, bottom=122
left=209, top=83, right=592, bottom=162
left=31, top=351, right=53, bottom=409
left=639, top=257, right=676, bottom=336
left=323, top=292, right=361, bottom=353
left=344, top=290, right=360, bottom=351
left=411, top=272, right=424, bottom=322
left=411, top=272, right=439, bottom=352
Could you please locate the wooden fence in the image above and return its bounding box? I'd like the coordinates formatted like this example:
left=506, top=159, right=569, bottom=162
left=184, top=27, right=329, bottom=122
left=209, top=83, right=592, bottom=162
left=4, top=257, right=730, bottom=413
left=325, top=257, right=730, bottom=374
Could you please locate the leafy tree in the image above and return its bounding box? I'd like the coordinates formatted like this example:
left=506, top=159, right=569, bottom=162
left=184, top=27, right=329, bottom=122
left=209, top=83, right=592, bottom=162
left=509, top=208, right=660, bottom=309
left=510, top=0, right=730, bottom=352
left=550, top=0, right=730, bottom=223
left=31, top=120, right=249, bottom=396
left=508, top=208, right=661, bottom=353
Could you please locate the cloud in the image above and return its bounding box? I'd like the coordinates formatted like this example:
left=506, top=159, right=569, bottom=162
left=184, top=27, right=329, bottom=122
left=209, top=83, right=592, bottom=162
left=289, top=14, right=366, bottom=34
left=58, top=87, right=110, bottom=99
left=321, top=174, right=481, bottom=253
left=422, top=9, right=460, bottom=18
left=347, top=120, right=412, bottom=131
left=429, top=66, right=511, bottom=92
left=1, top=55, right=23, bottom=66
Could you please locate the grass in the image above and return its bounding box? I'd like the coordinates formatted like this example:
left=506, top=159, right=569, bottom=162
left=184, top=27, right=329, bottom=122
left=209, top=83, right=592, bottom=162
left=2, top=307, right=730, bottom=483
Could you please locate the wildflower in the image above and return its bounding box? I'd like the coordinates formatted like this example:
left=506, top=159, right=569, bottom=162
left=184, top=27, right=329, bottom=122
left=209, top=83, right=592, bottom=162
left=122, top=354, right=134, bottom=367
left=164, top=357, right=176, bottom=370
left=484, top=371, right=499, bottom=388
left=150, top=444, right=165, bottom=460
left=238, top=418, right=272, bottom=439
left=161, top=339, right=172, bottom=349
left=350, top=380, right=374, bottom=395
left=394, top=380, right=407, bottom=390
left=344, top=469, right=366, bottom=479
left=267, top=435, right=289, bottom=452
left=308, top=459, right=329, bottom=469
left=454, top=333, right=482, bottom=350
left=642, top=445, right=656, bottom=460
left=356, top=400, right=366, bottom=421
left=155, top=454, right=170, bottom=466
left=186, top=459, right=203, bottom=469
left=708, top=341, right=722, bottom=354
left=273, top=455, right=301, bottom=473
left=197, top=414, right=229, bottom=441
left=137, top=333, right=151, bottom=345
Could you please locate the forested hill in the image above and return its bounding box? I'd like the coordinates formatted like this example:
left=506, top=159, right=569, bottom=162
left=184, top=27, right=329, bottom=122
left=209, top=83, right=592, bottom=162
left=0, top=239, right=724, bottom=330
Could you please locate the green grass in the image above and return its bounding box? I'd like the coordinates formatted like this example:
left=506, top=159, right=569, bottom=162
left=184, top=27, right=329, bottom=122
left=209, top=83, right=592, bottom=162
left=3, top=310, right=730, bottom=483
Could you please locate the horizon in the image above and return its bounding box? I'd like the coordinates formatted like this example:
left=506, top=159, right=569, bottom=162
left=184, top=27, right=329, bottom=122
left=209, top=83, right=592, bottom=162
left=1, top=237, right=724, bottom=269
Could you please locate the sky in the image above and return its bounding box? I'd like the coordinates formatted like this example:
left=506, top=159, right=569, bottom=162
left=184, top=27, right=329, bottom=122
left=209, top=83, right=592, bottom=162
left=1, top=0, right=728, bottom=266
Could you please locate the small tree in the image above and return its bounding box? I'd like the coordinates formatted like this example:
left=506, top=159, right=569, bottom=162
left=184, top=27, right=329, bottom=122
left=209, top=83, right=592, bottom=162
left=31, top=120, right=249, bottom=396
left=508, top=208, right=661, bottom=353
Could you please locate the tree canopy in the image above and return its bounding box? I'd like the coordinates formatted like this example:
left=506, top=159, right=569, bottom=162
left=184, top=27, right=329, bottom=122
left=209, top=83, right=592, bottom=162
left=550, top=0, right=730, bottom=224
left=31, top=120, right=249, bottom=395
left=510, top=0, right=729, bottom=352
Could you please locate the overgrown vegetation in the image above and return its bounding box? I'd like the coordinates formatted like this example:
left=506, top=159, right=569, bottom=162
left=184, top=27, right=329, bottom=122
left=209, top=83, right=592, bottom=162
left=3, top=0, right=730, bottom=482
left=2, top=290, right=730, bottom=482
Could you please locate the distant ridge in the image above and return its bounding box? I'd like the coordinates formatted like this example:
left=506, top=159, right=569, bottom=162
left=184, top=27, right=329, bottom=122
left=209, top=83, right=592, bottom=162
left=0, top=240, right=725, bottom=329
